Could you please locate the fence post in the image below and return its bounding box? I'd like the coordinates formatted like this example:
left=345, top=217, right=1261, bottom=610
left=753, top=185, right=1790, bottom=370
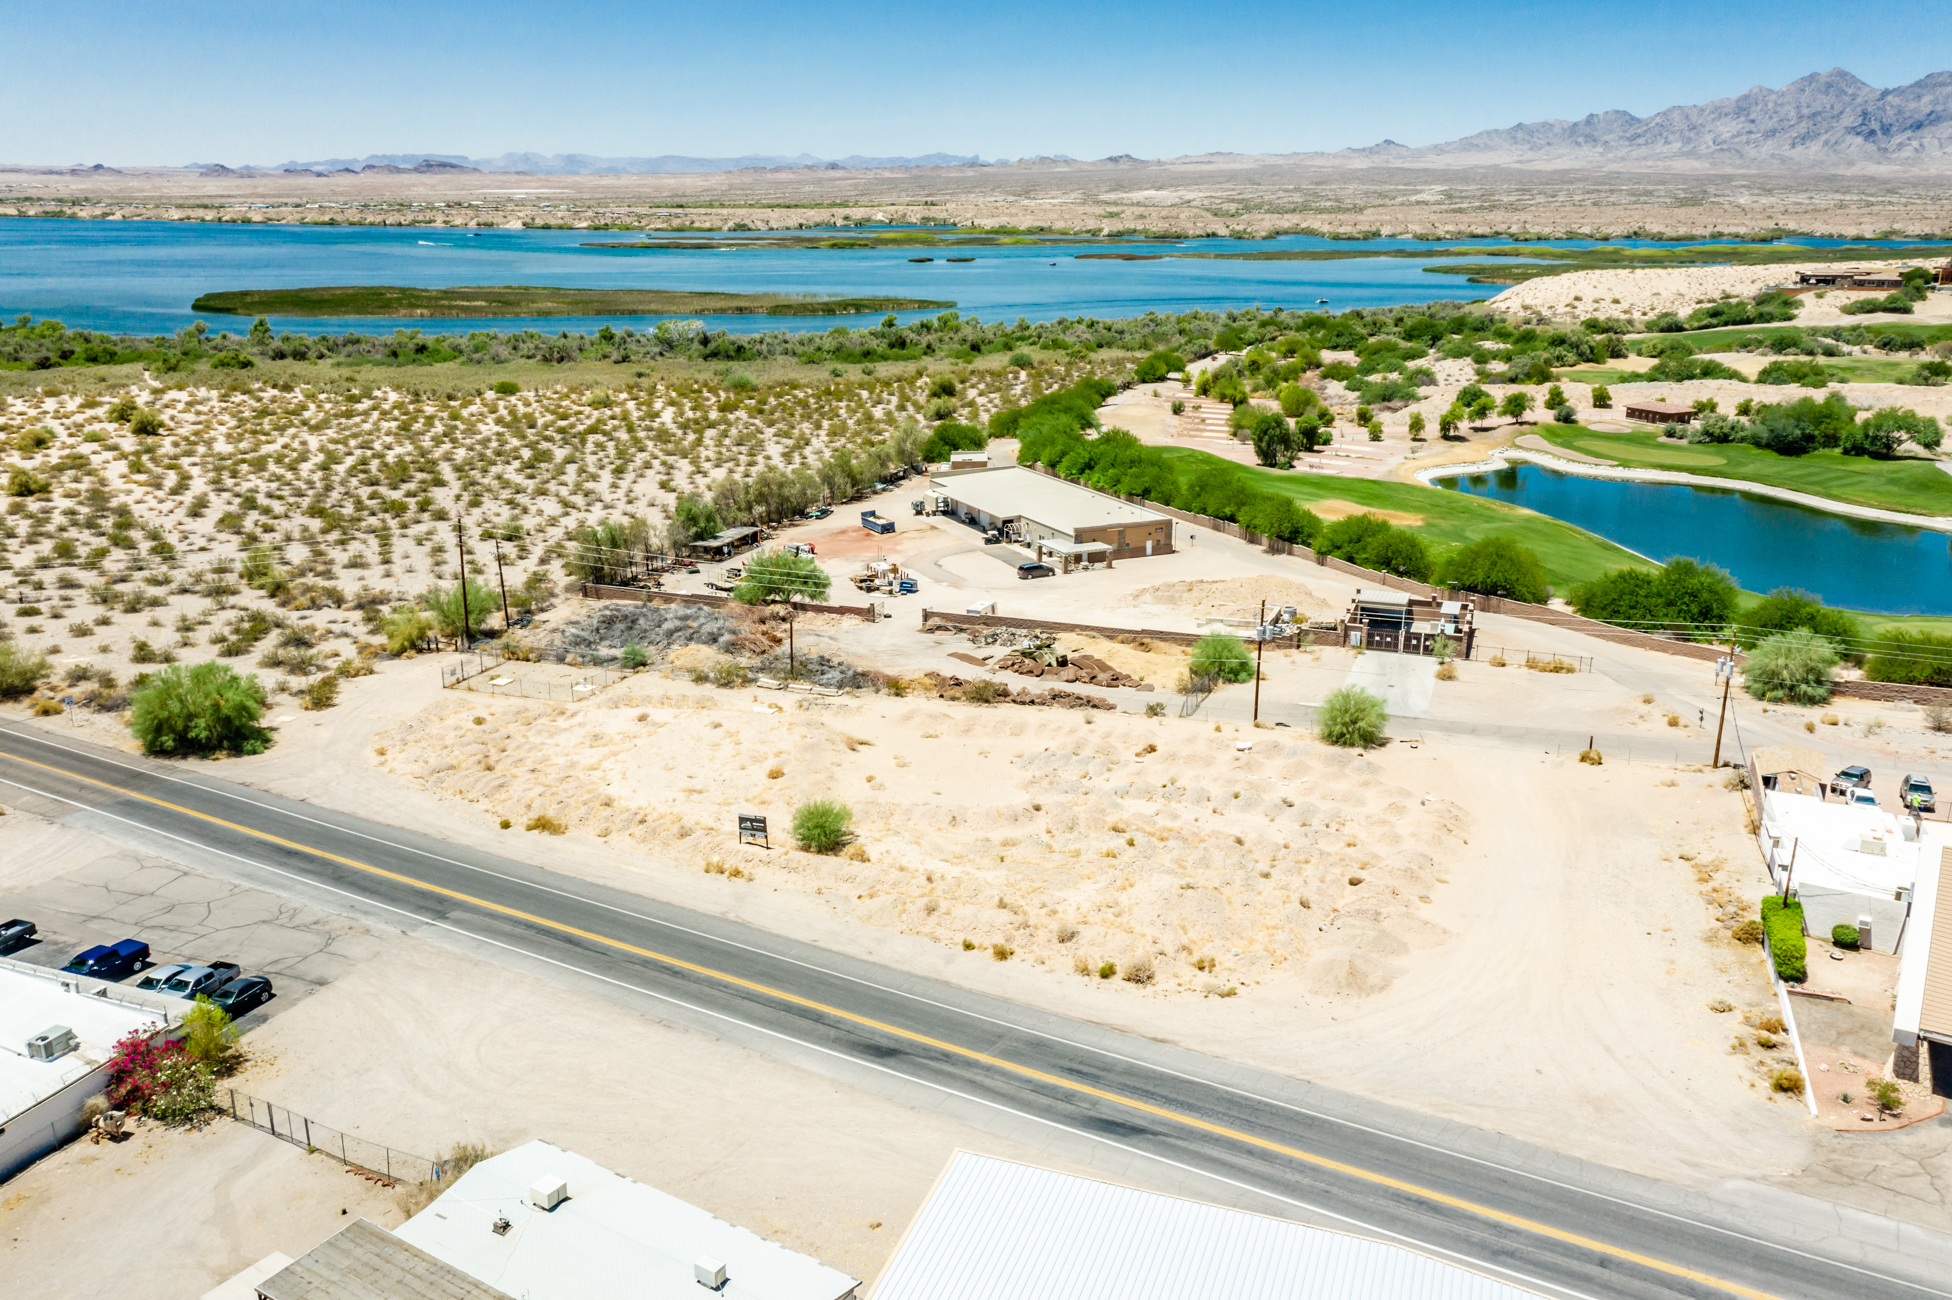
left=304, top=1116, right=312, bottom=1149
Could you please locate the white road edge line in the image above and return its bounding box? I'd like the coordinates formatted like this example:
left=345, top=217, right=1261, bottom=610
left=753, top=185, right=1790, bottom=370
left=0, top=768, right=1606, bottom=1300
left=5, top=726, right=1946, bottom=1295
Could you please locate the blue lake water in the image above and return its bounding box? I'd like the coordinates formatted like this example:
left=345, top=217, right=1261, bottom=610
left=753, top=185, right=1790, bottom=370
left=1436, top=463, right=1952, bottom=615
left=2, top=218, right=1941, bottom=338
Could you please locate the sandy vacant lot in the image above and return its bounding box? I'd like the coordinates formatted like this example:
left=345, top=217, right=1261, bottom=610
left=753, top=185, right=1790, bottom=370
left=1492, top=263, right=1952, bottom=325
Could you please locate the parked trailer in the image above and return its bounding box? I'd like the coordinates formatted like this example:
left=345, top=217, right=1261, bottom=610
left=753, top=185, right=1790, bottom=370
left=861, top=510, right=895, bottom=535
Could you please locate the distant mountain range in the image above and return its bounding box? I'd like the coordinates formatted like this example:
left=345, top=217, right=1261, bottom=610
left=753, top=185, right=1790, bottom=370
left=1321, top=68, right=1952, bottom=170
left=214, top=151, right=987, bottom=175
left=163, top=69, right=1952, bottom=178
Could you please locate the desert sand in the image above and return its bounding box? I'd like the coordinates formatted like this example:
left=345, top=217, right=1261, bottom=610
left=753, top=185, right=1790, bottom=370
left=1491, top=262, right=1952, bottom=324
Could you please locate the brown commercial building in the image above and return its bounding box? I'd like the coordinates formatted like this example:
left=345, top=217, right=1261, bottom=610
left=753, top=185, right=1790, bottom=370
left=1624, top=400, right=1698, bottom=426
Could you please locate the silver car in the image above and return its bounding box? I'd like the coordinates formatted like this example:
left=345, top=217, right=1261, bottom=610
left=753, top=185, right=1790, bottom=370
left=160, top=966, right=223, bottom=999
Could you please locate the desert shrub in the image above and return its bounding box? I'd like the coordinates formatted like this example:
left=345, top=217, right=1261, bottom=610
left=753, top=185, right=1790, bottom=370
left=1144, top=701, right=1165, bottom=717
left=1832, top=923, right=1860, bottom=950
left=492, top=380, right=520, bottom=395
left=0, top=641, right=52, bottom=697
left=127, top=408, right=166, bottom=436
left=524, top=813, right=566, bottom=835
left=1097, top=961, right=1117, bottom=979
left=1770, top=1068, right=1805, bottom=1095
left=7, top=466, right=51, bottom=496
left=423, top=577, right=495, bottom=641
left=1760, top=894, right=1806, bottom=982
left=1578, top=747, right=1603, bottom=765
left=1869, top=1077, right=1905, bottom=1112
left=792, top=799, right=853, bottom=853
left=709, top=660, right=750, bottom=687
left=1316, top=686, right=1387, bottom=748
left=991, top=943, right=1014, bottom=961
left=619, top=642, right=649, bottom=669
left=301, top=674, right=340, bottom=710
left=963, top=678, right=1001, bottom=704
left=180, top=997, right=243, bottom=1074
left=1731, top=919, right=1764, bottom=945
left=1742, top=630, right=1838, bottom=705
left=129, top=662, right=270, bottom=756
left=399, top=1142, right=496, bottom=1218
left=1121, top=956, right=1155, bottom=986
left=1188, top=633, right=1255, bottom=684
left=1434, top=660, right=1457, bottom=681
left=1134, top=350, right=1185, bottom=383
left=381, top=606, right=435, bottom=654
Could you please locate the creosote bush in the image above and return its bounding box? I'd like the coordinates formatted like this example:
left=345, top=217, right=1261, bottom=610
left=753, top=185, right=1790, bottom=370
left=1316, top=685, right=1387, bottom=748
left=1188, top=633, right=1256, bottom=684
left=129, top=662, right=270, bottom=756
left=792, top=799, right=853, bottom=853
left=525, top=813, right=566, bottom=835
left=0, top=642, right=52, bottom=698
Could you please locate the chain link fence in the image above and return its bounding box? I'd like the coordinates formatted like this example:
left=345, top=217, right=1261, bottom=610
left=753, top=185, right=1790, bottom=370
left=224, top=1088, right=438, bottom=1185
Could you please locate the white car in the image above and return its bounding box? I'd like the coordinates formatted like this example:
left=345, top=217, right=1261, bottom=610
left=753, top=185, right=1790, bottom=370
left=136, top=963, right=190, bottom=992
left=1845, top=787, right=1879, bottom=809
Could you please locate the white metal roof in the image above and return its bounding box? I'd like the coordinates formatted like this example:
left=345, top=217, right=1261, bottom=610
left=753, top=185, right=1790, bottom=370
left=928, top=466, right=1166, bottom=532
left=394, top=1140, right=858, bottom=1300
left=1896, top=848, right=1952, bottom=1045
left=0, top=965, right=168, bottom=1122
left=1758, top=789, right=1945, bottom=896
left=870, top=1152, right=1541, bottom=1300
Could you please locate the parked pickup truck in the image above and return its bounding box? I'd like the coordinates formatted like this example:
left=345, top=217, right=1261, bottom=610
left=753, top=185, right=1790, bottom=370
left=860, top=510, right=895, bottom=535
left=63, top=939, right=150, bottom=980
left=0, top=918, right=35, bottom=953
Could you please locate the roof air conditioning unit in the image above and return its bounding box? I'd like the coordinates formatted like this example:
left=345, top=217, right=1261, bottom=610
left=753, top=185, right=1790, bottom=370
left=695, top=1256, right=728, bottom=1291
left=529, top=1176, right=568, bottom=1211
left=27, top=1026, right=78, bottom=1061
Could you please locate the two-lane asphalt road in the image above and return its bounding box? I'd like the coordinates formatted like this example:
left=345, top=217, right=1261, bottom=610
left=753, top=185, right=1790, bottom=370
left=1, top=722, right=1944, bottom=1300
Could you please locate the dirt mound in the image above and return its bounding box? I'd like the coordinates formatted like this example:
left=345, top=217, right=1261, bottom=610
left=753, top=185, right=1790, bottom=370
left=1131, top=575, right=1329, bottom=620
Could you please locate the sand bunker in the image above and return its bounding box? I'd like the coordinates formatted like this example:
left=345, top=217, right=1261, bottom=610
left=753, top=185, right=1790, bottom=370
left=1131, top=576, right=1331, bottom=621
left=371, top=690, right=1470, bottom=998
left=1306, top=500, right=1424, bottom=526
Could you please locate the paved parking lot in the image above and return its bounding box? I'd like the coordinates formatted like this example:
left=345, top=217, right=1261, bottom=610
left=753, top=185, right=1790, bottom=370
left=1, top=809, right=390, bottom=1026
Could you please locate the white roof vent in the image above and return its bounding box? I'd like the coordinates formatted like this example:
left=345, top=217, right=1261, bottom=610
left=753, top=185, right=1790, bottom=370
left=695, top=1256, right=728, bottom=1291
left=529, top=1175, right=568, bottom=1211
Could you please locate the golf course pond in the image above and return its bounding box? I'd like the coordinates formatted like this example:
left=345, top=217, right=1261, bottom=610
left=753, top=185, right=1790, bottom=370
left=1435, top=462, right=1952, bottom=615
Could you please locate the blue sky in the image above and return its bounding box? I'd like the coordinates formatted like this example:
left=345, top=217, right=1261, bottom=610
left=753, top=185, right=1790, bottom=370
left=8, top=0, right=1950, bottom=165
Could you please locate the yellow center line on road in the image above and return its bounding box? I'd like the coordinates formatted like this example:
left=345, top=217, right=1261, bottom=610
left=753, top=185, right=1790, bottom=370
left=1, top=746, right=1779, bottom=1300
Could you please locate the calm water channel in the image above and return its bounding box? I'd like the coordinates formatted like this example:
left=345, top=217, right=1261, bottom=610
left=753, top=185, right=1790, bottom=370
left=1437, top=463, right=1952, bottom=615
left=2, top=219, right=1939, bottom=338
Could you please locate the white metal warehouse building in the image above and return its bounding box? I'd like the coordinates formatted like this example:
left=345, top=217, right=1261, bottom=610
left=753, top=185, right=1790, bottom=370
left=870, top=1152, right=1542, bottom=1300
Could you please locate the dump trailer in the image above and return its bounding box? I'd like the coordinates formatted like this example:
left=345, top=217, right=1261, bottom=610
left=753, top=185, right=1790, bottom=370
left=861, top=510, right=895, bottom=535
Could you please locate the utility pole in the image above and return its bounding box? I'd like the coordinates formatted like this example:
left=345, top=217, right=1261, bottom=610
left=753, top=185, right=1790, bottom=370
left=1253, top=600, right=1266, bottom=723
left=492, top=537, right=512, bottom=631
left=454, top=515, right=471, bottom=652
left=1710, top=629, right=1735, bottom=767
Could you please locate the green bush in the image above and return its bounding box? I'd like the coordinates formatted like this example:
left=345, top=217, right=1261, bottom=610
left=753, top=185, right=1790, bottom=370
left=1133, top=350, right=1185, bottom=383
left=381, top=606, right=434, bottom=654
left=422, top=577, right=495, bottom=641
left=619, top=642, right=649, bottom=669
left=1317, top=686, right=1387, bottom=748
left=1437, top=535, right=1550, bottom=604
left=0, top=641, right=52, bottom=698
left=1865, top=628, right=1952, bottom=687
left=128, top=408, right=166, bottom=436
left=492, top=380, right=520, bottom=395
left=792, top=799, right=854, bottom=853
left=1832, top=923, right=1860, bottom=949
left=733, top=548, right=832, bottom=604
left=1760, top=895, right=1807, bottom=982
left=1188, top=634, right=1255, bottom=684
left=1742, top=630, right=1838, bottom=705
left=129, top=662, right=270, bottom=756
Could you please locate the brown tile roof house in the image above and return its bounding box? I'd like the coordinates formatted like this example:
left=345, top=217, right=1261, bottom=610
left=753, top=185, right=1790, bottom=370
left=256, top=1219, right=512, bottom=1300
left=1894, top=847, right=1952, bottom=1089
left=1623, top=400, right=1697, bottom=425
